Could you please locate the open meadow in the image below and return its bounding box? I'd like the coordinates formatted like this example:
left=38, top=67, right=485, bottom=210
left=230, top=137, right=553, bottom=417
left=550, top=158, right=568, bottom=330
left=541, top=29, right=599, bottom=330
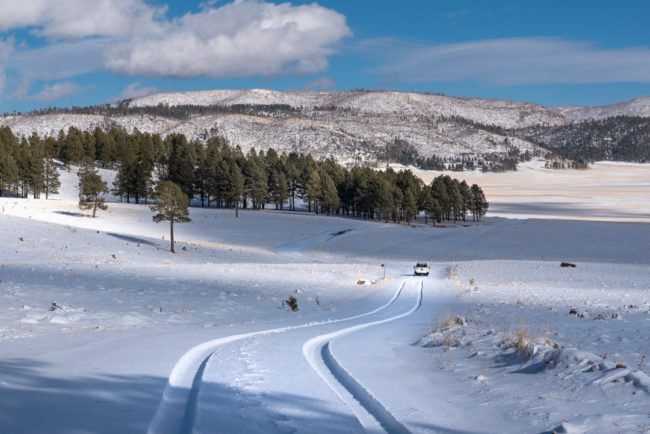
left=0, top=161, right=648, bottom=433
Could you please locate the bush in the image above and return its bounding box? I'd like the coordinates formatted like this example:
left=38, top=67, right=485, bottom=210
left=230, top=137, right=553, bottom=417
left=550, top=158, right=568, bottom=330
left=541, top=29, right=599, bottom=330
left=283, top=296, right=299, bottom=312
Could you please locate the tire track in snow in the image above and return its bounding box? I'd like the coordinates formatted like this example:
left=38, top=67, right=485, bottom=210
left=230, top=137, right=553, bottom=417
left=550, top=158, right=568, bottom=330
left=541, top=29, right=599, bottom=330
left=302, top=279, right=423, bottom=434
left=148, top=279, right=409, bottom=434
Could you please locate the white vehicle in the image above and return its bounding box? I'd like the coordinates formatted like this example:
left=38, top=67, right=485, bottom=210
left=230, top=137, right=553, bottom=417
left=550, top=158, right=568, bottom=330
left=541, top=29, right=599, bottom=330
left=413, top=262, right=430, bottom=276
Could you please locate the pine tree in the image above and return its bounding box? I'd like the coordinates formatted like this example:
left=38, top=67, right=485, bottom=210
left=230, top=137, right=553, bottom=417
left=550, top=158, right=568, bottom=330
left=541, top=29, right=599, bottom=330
left=43, top=158, right=60, bottom=199
left=471, top=184, right=489, bottom=221
left=61, top=127, right=85, bottom=166
left=165, top=134, right=196, bottom=199
left=285, top=153, right=302, bottom=211
left=305, top=168, right=321, bottom=214
left=78, top=169, right=109, bottom=218
left=446, top=179, right=463, bottom=221
left=458, top=180, right=473, bottom=221
left=269, top=169, right=289, bottom=210
left=0, top=151, right=19, bottom=197
left=401, top=188, right=417, bottom=224
left=319, top=171, right=339, bottom=215
left=229, top=163, right=245, bottom=217
left=150, top=181, right=191, bottom=253
left=244, top=155, right=268, bottom=209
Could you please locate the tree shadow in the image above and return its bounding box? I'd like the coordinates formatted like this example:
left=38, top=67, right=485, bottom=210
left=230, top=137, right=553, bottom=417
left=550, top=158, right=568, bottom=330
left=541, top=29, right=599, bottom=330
left=106, top=232, right=158, bottom=247
left=0, top=356, right=472, bottom=433
left=54, top=210, right=89, bottom=218
left=0, top=358, right=166, bottom=434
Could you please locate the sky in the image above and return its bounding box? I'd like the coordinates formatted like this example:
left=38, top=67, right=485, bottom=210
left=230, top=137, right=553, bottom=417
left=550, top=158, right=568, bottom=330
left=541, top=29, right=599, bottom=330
left=1, top=0, right=650, bottom=113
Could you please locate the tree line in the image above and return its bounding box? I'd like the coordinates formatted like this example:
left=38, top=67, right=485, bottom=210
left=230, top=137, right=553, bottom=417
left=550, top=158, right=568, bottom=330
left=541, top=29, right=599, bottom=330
left=516, top=115, right=650, bottom=165
left=0, top=126, right=489, bottom=223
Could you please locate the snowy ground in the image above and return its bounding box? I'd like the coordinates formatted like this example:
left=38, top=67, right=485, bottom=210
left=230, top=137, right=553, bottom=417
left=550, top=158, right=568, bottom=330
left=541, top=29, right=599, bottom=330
left=0, top=163, right=648, bottom=433
left=413, top=160, right=650, bottom=223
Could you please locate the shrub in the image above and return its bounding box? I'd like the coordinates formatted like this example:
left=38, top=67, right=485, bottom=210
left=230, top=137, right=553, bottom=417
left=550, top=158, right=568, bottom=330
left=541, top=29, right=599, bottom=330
left=284, top=296, right=299, bottom=312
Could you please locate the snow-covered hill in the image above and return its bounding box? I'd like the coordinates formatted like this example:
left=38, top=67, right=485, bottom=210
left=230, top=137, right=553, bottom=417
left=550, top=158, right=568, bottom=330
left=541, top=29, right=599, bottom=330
left=0, top=89, right=567, bottom=165
left=552, top=96, right=650, bottom=122
left=127, top=89, right=567, bottom=129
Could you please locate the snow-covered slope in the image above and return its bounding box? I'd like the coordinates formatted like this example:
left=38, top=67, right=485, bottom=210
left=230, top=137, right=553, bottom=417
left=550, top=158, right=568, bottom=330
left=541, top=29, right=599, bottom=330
left=1, top=159, right=649, bottom=433
left=552, top=96, right=650, bottom=122
left=0, top=89, right=567, bottom=166
left=127, top=89, right=567, bottom=129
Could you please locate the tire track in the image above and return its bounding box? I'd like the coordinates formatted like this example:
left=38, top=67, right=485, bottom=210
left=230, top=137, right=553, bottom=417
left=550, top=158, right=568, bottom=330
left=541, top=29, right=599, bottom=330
left=148, top=279, right=409, bottom=434
left=302, top=279, right=423, bottom=434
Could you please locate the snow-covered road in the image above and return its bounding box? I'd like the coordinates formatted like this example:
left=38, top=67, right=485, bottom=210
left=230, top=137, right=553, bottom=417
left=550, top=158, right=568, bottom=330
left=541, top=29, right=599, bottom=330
left=149, top=257, right=445, bottom=433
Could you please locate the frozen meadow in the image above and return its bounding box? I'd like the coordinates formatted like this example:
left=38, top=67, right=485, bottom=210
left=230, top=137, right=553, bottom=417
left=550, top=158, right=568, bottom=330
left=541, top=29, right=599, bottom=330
left=0, top=162, right=648, bottom=433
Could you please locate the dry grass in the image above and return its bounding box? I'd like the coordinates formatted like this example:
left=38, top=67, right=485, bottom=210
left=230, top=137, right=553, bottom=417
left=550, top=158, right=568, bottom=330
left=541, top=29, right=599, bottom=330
left=501, top=320, right=537, bottom=360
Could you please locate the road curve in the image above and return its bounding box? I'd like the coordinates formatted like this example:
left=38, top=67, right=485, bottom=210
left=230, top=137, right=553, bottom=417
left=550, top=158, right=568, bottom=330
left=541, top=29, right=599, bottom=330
left=148, top=279, right=411, bottom=434
left=302, top=279, right=423, bottom=434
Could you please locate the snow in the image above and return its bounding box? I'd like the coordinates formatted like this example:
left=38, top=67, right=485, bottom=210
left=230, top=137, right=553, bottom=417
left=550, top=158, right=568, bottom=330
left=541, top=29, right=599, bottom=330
left=1, top=162, right=649, bottom=433
left=412, top=160, right=650, bottom=223
left=553, top=96, right=650, bottom=122
left=0, top=89, right=566, bottom=166
left=127, top=89, right=567, bottom=129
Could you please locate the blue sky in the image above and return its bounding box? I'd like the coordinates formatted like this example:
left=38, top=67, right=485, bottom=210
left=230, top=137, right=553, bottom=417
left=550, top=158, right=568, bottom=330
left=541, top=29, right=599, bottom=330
left=1, top=0, right=650, bottom=113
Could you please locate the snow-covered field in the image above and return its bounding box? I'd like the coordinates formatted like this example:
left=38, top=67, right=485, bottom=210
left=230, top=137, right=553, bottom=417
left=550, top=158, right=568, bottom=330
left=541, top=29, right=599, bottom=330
left=0, top=164, right=648, bottom=433
left=413, top=160, right=650, bottom=223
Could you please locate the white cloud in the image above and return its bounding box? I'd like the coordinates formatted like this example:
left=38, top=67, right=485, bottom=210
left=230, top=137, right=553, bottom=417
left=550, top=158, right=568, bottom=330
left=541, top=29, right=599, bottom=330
left=103, top=0, right=351, bottom=78
left=302, top=77, right=335, bottom=91
left=29, top=81, right=89, bottom=102
left=363, top=37, right=650, bottom=85
left=113, top=81, right=157, bottom=102
left=0, top=0, right=350, bottom=104
left=0, top=0, right=165, bottom=39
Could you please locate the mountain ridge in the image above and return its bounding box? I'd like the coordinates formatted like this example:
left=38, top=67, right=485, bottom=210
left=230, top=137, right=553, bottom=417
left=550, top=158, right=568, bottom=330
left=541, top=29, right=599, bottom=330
left=551, top=96, right=650, bottom=122
left=1, top=89, right=648, bottom=167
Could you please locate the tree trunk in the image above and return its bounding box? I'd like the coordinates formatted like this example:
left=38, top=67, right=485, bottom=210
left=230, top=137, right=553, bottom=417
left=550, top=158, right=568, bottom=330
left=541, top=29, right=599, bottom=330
left=93, top=200, right=98, bottom=218
left=235, top=201, right=239, bottom=217
left=170, top=218, right=175, bottom=253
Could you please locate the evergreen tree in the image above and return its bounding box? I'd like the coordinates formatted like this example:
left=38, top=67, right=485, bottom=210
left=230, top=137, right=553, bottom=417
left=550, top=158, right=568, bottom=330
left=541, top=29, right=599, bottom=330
left=319, top=170, right=339, bottom=215
left=78, top=169, right=109, bottom=218
left=419, top=185, right=432, bottom=224
left=150, top=181, right=191, bottom=253
left=61, top=127, right=85, bottom=166
left=244, top=154, right=268, bottom=209
left=135, top=132, right=155, bottom=203
left=401, top=188, right=417, bottom=224
left=446, top=178, right=463, bottom=221
left=165, top=134, right=196, bottom=199
left=305, top=168, right=321, bottom=214
left=458, top=180, right=473, bottom=222
left=471, top=184, right=489, bottom=221
left=285, top=153, right=302, bottom=211
left=194, top=142, right=209, bottom=207
left=0, top=150, right=19, bottom=197
left=26, top=143, right=45, bottom=199
left=229, top=163, right=245, bottom=217
left=431, top=177, right=449, bottom=222
left=43, top=158, right=60, bottom=199
left=269, top=169, right=289, bottom=210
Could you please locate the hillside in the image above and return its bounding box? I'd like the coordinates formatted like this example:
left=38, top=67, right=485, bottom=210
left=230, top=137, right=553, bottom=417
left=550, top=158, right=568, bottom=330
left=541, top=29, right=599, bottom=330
left=0, top=90, right=565, bottom=167
left=3, top=89, right=650, bottom=167
left=552, top=96, right=650, bottom=122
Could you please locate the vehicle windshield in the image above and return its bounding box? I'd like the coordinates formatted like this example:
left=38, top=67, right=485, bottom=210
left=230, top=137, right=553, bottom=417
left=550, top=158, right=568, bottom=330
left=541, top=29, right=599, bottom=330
left=416, top=263, right=428, bottom=267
